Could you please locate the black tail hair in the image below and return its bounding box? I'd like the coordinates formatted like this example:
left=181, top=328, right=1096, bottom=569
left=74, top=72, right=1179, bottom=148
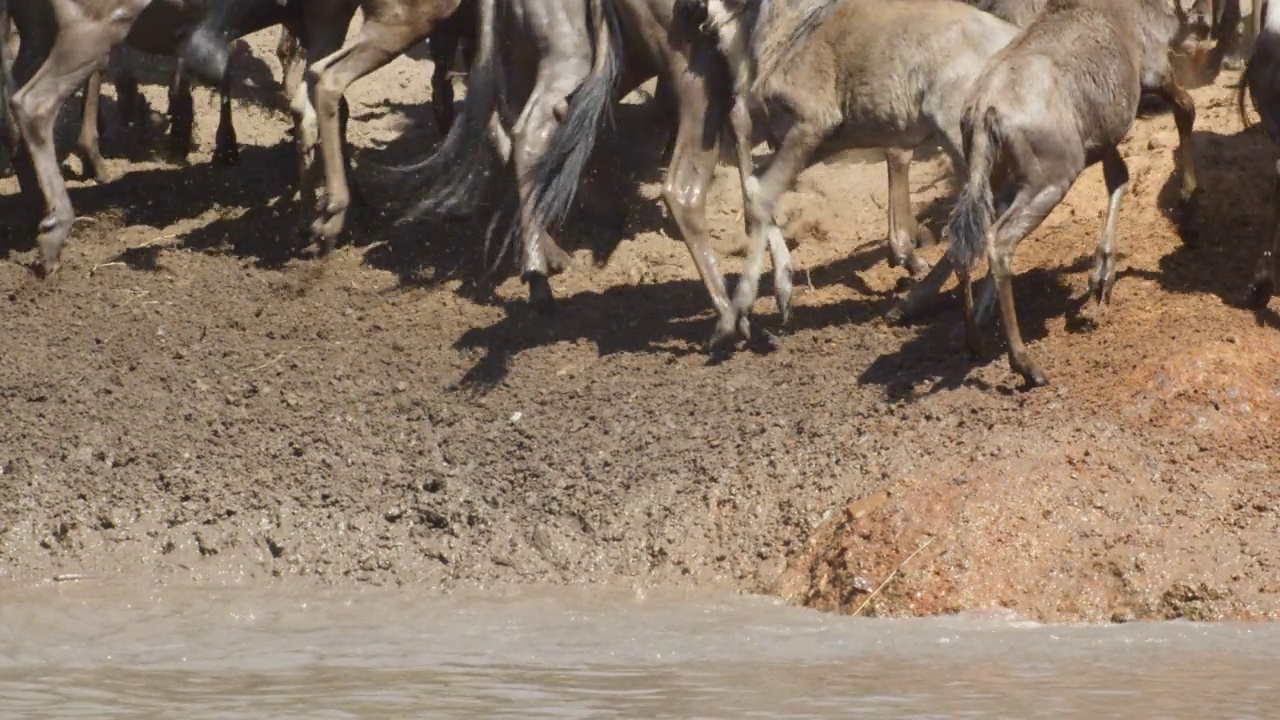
left=496, top=0, right=624, bottom=259
left=945, top=106, right=999, bottom=274
left=398, top=0, right=501, bottom=222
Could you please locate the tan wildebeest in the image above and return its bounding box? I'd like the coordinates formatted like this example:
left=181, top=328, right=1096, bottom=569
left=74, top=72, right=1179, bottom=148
left=946, top=0, right=1202, bottom=387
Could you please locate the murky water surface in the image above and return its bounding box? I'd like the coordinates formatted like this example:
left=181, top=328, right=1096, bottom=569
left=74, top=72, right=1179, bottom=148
left=1, top=582, right=1275, bottom=718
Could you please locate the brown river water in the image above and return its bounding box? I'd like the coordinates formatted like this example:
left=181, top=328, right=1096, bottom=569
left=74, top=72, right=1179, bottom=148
left=1, top=582, right=1275, bottom=718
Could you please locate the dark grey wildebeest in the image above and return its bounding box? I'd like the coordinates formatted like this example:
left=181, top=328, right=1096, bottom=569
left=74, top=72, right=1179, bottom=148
left=946, top=0, right=1202, bottom=388
left=1239, top=0, right=1280, bottom=307
left=679, top=0, right=1024, bottom=347
left=404, top=0, right=624, bottom=306
left=3, top=0, right=300, bottom=275
left=407, top=0, right=793, bottom=348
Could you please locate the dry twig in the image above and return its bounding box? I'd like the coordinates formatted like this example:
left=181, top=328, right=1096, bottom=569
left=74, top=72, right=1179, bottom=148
left=852, top=536, right=936, bottom=616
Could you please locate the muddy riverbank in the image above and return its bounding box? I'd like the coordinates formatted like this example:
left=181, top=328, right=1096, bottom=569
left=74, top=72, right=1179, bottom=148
left=2, top=26, right=1278, bottom=623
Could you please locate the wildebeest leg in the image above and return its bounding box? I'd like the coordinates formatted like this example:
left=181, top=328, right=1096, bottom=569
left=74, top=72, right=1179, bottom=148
left=307, top=0, right=462, bottom=255
left=664, top=67, right=737, bottom=347
left=885, top=126, right=979, bottom=326
left=986, top=171, right=1072, bottom=388
left=11, top=0, right=148, bottom=274
left=727, top=95, right=792, bottom=325
left=655, top=74, right=677, bottom=166
left=292, top=5, right=356, bottom=234
left=733, top=120, right=827, bottom=337
left=110, top=49, right=144, bottom=129
left=1248, top=164, right=1280, bottom=307
left=167, top=62, right=195, bottom=162
left=956, top=264, right=984, bottom=360
left=1152, top=72, right=1200, bottom=243
left=213, top=67, right=239, bottom=166
left=885, top=147, right=932, bottom=278
left=73, top=63, right=112, bottom=182
left=1215, top=0, right=1247, bottom=69
left=512, top=64, right=593, bottom=311
left=1091, top=148, right=1130, bottom=306
left=429, top=32, right=459, bottom=133
left=277, top=26, right=305, bottom=114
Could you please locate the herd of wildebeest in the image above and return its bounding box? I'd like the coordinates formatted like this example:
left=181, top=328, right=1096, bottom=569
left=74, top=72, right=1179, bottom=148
left=2, top=0, right=1280, bottom=387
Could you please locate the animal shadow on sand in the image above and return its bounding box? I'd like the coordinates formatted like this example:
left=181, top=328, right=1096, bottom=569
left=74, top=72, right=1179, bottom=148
left=0, top=141, right=301, bottom=265
left=1130, top=124, right=1280, bottom=329
left=856, top=256, right=1085, bottom=401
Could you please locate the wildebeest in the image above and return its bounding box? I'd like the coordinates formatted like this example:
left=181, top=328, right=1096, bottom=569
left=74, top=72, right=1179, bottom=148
left=945, top=0, right=1200, bottom=387
left=886, top=0, right=1205, bottom=331
left=4, top=0, right=301, bottom=275
left=1239, top=0, right=1280, bottom=308
left=408, top=0, right=796, bottom=350
left=1184, top=0, right=1263, bottom=69
left=404, top=0, right=624, bottom=306
left=680, top=0, right=1023, bottom=346
left=292, top=0, right=474, bottom=257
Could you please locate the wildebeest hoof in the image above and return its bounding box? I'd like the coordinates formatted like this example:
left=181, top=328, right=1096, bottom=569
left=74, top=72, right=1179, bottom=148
left=1176, top=187, right=1203, bottom=247
left=906, top=254, right=932, bottom=279
left=545, top=244, right=572, bottom=276
left=1011, top=354, right=1048, bottom=388
left=748, top=324, right=783, bottom=353
left=959, top=324, right=986, bottom=361
left=708, top=318, right=739, bottom=355
left=315, top=234, right=338, bottom=258
left=523, top=271, right=555, bottom=315
left=213, top=143, right=241, bottom=167
left=86, top=163, right=117, bottom=184
left=884, top=304, right=907, bottom=326
left=167, top=137, right=194, bottom=164
left=963, top=337, right=986, bottom=362
left=1248, top=276, right=1275, bottom=309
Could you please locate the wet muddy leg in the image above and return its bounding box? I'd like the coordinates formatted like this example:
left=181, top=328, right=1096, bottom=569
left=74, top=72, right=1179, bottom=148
left=1155, top=73, right=1201, bottom=245
left=1082, top=146, right=1129, bottom=324
left=885, top=147, right=933, bottom=278
left=1248, top=162, right=1280, bottom=307
left=73, top=65, right=113, bottom=182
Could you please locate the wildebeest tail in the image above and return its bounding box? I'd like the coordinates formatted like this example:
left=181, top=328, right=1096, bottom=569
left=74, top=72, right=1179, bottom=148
left=400, top=0, right=500, bottom=221
left=945, top=105, right=999, bottom=274
left=512, top=0, right=623, bottom=249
